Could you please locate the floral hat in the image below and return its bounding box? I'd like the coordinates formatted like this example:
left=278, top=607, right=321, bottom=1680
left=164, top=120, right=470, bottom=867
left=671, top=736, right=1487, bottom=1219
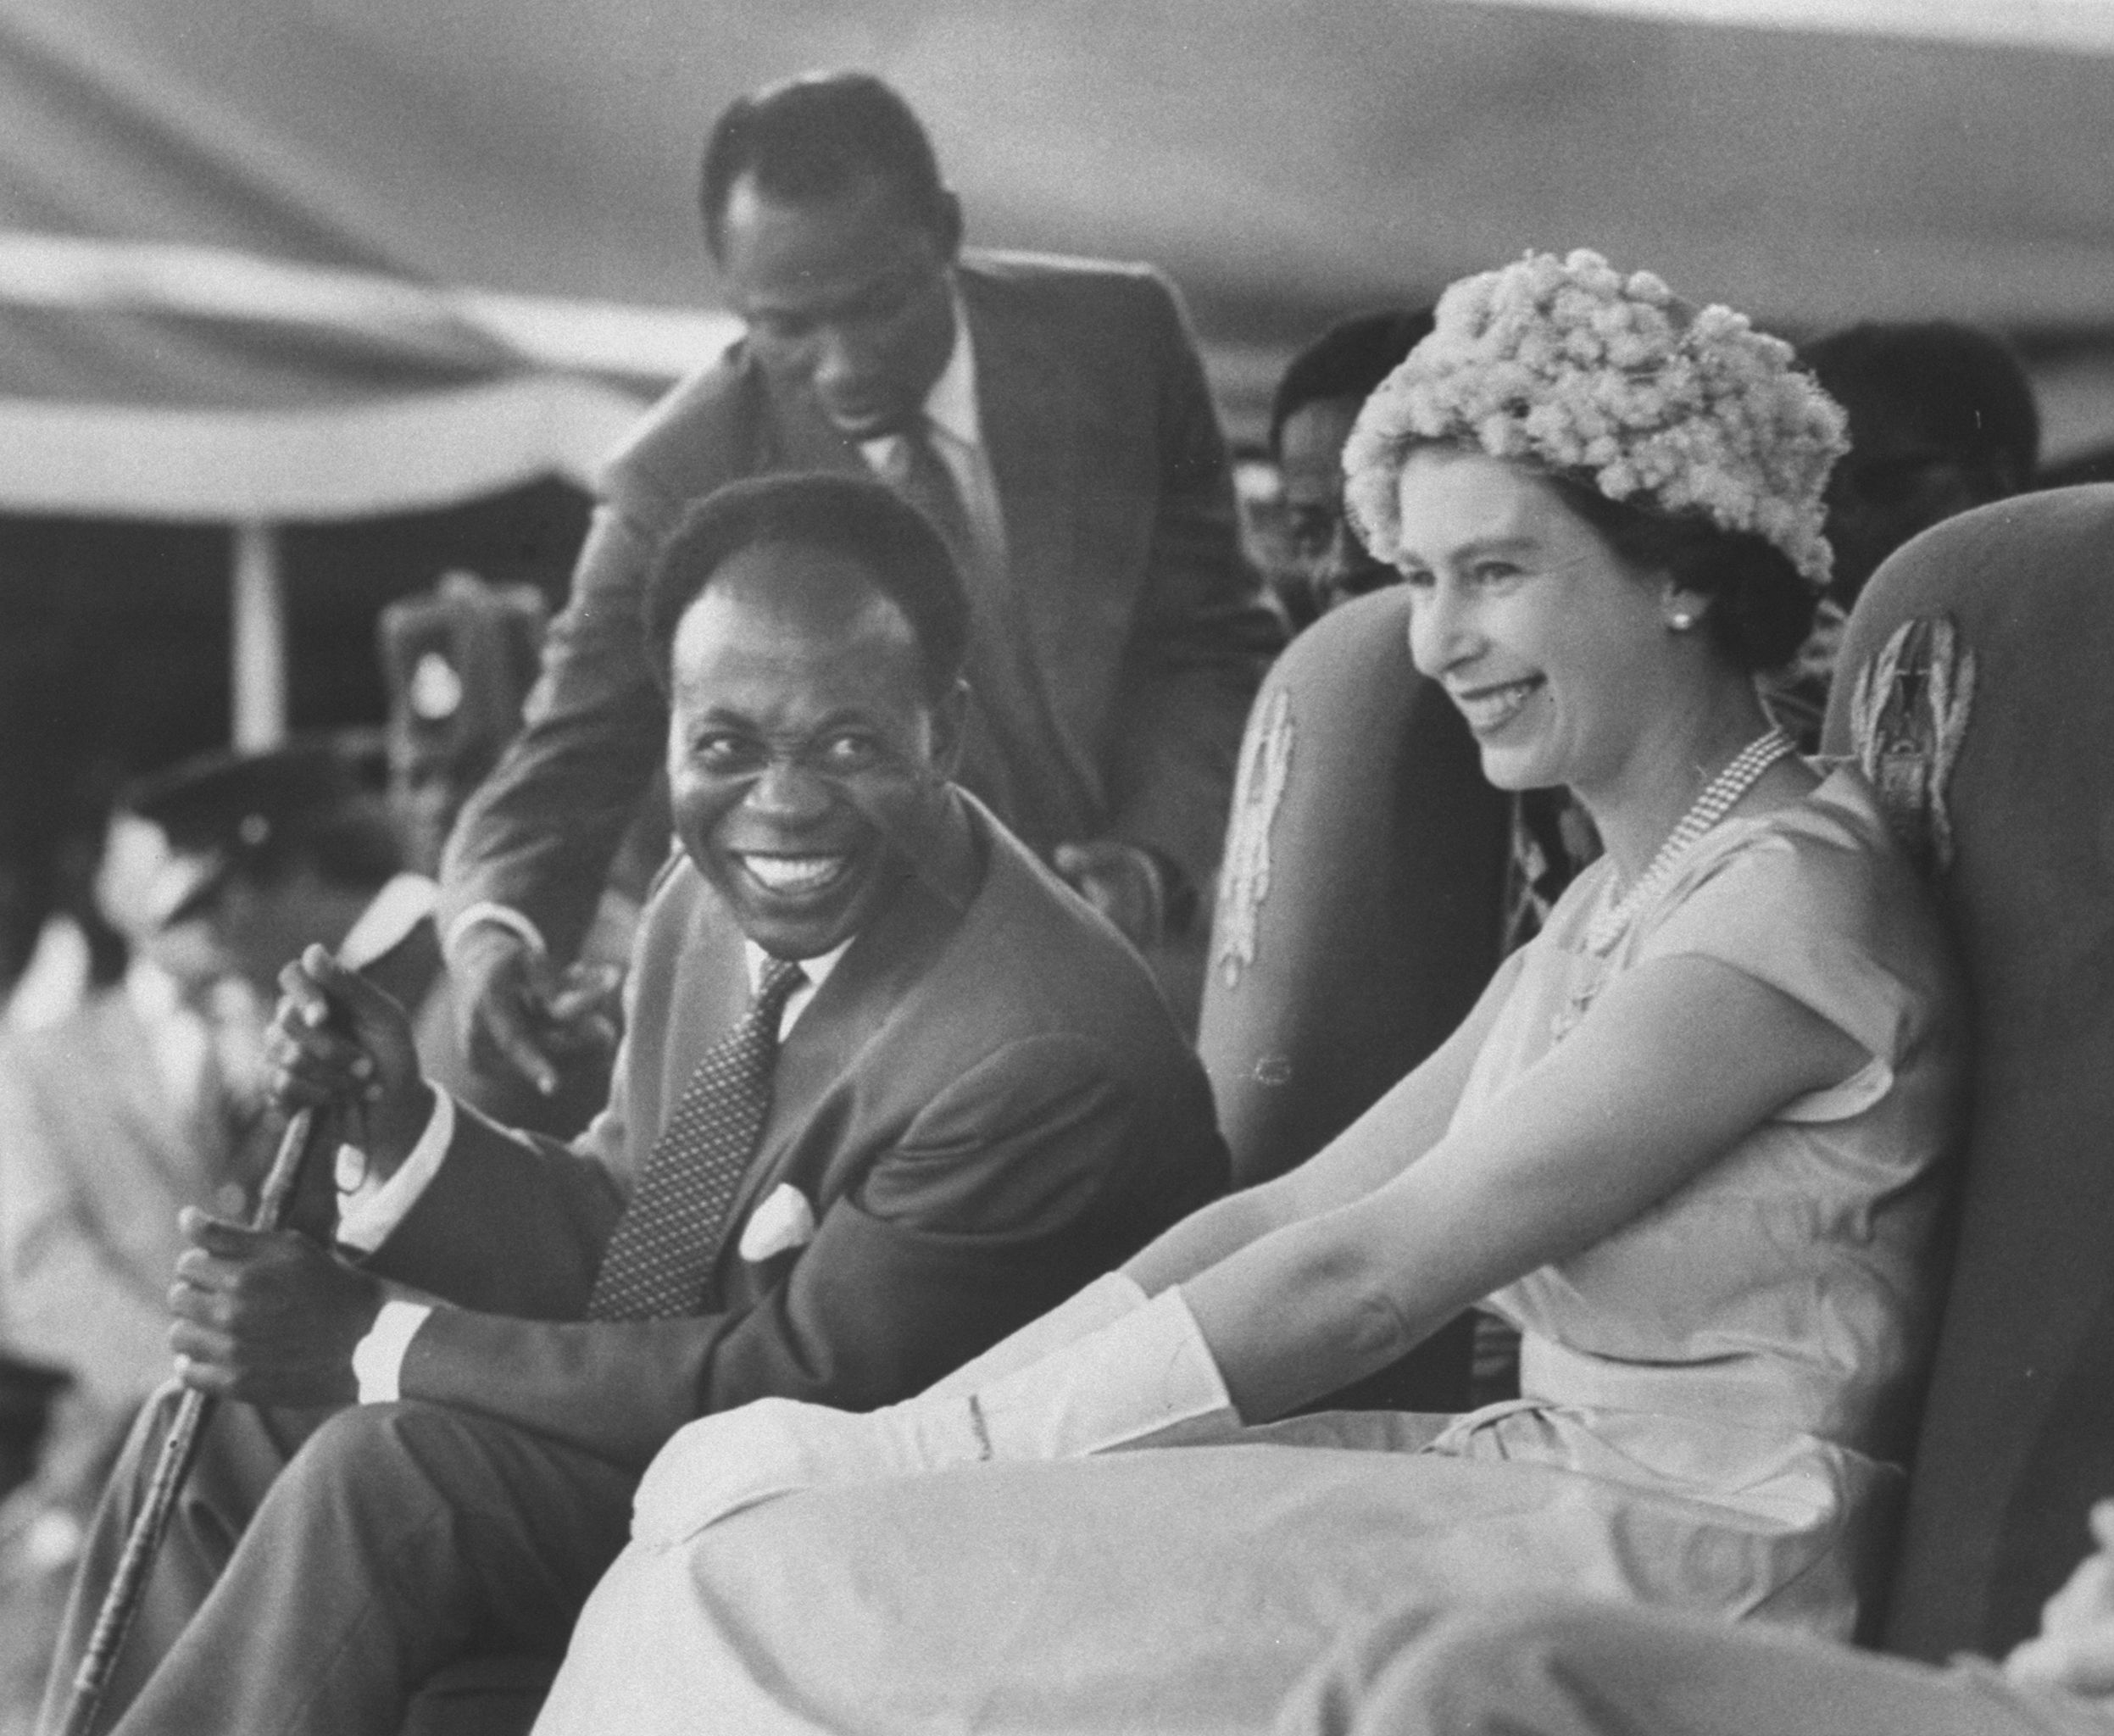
left=1342, top=249, right=1849, bottom=589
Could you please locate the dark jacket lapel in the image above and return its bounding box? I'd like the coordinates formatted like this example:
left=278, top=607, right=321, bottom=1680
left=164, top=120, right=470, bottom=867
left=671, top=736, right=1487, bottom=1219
left=961, top=261, right=1088, bottom=633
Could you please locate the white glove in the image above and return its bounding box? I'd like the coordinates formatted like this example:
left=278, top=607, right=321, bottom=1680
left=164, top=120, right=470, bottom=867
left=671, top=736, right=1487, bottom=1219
left=631, top=1286, right=1238, bottom=1550
left=920, top=1271, right=1147, bottom=1399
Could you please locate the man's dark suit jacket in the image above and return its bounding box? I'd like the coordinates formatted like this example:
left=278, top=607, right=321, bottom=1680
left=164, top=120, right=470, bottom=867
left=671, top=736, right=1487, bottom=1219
left=369, top=798, right=1227, bottom=1467
left=439, top=251, right=1282, bottom=963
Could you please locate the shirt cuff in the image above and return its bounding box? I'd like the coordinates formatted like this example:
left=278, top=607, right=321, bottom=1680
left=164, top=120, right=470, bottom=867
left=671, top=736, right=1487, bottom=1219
left=442, top=901, right=548, bottom=964
left=351, top=1299, right=433, bottom=1405
left=335, top=1088, right=455, bottom=1254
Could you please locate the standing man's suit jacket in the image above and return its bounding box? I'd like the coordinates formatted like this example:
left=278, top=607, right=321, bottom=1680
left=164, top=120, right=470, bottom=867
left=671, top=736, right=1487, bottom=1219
left=440, top=252, right=1282, bottom=964
left=369, top=799, right=1227, bottom=1467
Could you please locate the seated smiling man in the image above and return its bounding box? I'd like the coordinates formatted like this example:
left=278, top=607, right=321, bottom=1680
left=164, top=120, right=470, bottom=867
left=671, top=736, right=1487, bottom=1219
left=40, top=472, right=1227, bottom=1736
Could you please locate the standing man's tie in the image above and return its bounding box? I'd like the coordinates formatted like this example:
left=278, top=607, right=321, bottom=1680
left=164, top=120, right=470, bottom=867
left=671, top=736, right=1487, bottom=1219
left=877, top=420, right=981, bottom=584
left=587, top=956, right=807, bottom=1321
left=874, top=418, right=1043, bottom=836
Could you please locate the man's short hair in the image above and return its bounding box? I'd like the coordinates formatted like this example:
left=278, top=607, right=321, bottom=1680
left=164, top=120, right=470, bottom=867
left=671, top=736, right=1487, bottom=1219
left=643, top=473, right=971, bottom=701
left=1802, top=320, right=2040, bottom=487
left=699, top=71, right=949, bottom=256
left=1269, top=307, right=1436, bottom=457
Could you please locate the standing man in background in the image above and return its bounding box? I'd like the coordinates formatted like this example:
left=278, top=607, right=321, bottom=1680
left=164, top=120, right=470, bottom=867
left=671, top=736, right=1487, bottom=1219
left=1800, top=320, right=2039, bottom=611
left=441, top=70, right=1280, bottom=1088
left=1266, top=306, right=1433, bottom=626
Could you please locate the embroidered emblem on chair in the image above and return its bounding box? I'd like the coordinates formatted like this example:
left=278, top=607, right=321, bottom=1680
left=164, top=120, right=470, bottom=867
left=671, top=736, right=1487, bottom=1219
left=1214, top=687, right=1294, bottom=989
left=1846, top=615, right=1975, bottom=875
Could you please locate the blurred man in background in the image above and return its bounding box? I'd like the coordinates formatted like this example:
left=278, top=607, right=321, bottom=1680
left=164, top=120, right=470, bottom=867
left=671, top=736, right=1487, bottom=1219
left=0, top=746, right=426, bottom=1681
left=1267, top=307, right=1433, bottom=626
left=379, top=571, right=550, bottom=882
left=1801, top=319, right=2040, bottom=610
left=380, top=572, right=624, bottom=1133
left=440, top=69, right=1280, bottom=1088
left=1745, top=319, right=2041, bottom=754
left=0, top=775, right=259, bottom=1507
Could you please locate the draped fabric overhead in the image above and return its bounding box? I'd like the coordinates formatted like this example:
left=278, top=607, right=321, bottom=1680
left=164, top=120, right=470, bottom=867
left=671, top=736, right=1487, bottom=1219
left=3, top=0, right=2111, bottom=520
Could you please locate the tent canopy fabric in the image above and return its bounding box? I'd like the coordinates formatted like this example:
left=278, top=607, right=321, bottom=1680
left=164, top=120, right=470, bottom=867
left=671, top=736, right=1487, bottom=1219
left=3, top=0, right=2111, bottom=520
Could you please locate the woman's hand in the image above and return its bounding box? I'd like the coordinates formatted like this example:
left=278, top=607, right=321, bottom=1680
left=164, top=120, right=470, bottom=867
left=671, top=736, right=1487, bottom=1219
left=268, top=945, right=432, bottom=1184
left=631, top=1294, right=1235, bottom=1550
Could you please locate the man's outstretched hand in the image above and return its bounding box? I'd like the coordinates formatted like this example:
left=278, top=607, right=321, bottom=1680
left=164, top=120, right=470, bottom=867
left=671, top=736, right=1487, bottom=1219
left=450, top=921, right=620, bottom=1100
left=269, top=944, right=432, bottom=1184
left=167, top=1210, right=382, bottom=1405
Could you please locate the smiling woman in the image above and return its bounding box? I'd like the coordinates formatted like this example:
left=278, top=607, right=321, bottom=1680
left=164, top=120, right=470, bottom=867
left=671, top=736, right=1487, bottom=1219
left=528, top=253, right=1971, bottom=1736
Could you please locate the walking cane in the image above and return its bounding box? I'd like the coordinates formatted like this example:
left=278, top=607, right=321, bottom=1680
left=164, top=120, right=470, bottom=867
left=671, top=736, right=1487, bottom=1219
left=58, top=1098, right=342, bottom=1736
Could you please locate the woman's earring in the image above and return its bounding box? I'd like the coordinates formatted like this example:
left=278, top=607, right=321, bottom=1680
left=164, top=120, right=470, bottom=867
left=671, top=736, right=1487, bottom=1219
left=1668, top=611, right=1697, bottom=632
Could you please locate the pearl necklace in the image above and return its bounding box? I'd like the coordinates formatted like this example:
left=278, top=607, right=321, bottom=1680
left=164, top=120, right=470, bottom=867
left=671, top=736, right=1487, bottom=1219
left=1582, top=726, right=1795, bottom=956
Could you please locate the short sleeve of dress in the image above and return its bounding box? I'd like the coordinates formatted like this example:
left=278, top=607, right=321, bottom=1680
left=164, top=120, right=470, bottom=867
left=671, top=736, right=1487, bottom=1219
left=1636, top=819, right=1915, bottom=1122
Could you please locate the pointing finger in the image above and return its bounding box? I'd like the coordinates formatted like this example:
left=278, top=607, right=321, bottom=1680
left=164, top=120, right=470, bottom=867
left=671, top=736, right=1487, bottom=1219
left=487, top=999, right=559, bottom=1098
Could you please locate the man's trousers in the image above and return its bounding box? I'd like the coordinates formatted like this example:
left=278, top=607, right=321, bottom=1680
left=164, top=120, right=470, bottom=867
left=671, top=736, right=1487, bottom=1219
left=38, top=1387, right=634, bottom=1736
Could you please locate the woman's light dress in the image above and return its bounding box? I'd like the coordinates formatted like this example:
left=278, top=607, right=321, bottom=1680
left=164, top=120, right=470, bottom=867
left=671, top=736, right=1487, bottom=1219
left=534, top=765, right=1965, bottom=1736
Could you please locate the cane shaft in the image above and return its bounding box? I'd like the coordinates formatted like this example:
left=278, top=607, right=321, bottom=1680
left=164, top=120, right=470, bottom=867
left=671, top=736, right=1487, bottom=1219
left=58, top=1385, right=216, bottom=1736
left=58, top=1102, right=331, bottom=1736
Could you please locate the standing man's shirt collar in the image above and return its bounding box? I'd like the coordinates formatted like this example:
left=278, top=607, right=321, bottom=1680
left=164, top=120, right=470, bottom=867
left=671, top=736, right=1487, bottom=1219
left=920, top=287, right=980, bottom=450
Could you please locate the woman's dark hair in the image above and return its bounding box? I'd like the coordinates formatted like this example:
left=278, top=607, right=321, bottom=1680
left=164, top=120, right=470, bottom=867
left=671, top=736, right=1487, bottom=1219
left=700, top=72, right=950, bottom=257
left=643, top=473, right=971, bottom=698
left=1542, top=474, right=1817, bottom=672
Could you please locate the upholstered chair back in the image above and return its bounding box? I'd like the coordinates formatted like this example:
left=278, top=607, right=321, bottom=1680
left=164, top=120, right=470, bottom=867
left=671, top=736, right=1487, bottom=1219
left=1197, top=587, right=1511, bottom=1409
left=1820, top=485, right=2114, bottom=1661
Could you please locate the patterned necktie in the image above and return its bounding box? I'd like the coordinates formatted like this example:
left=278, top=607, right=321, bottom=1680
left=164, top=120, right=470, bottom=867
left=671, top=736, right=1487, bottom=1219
left=881, top=420, right=981, bottom=583
left=587, top=956, right=806, bottom=1321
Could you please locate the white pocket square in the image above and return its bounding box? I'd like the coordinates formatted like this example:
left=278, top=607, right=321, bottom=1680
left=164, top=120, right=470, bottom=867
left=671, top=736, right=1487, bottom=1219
left=737, top=1183, right=817, bottom=1263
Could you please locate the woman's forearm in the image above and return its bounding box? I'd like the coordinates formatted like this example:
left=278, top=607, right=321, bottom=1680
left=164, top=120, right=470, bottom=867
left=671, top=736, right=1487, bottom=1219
left=1172, top=954, right=1872, bottom=1423
left=1126, top=960, right=1517, bottom=1304
left=1122, top=1177, right=1298, bottom=1295
left=1179, top=1205, right=1433, bottom=1421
